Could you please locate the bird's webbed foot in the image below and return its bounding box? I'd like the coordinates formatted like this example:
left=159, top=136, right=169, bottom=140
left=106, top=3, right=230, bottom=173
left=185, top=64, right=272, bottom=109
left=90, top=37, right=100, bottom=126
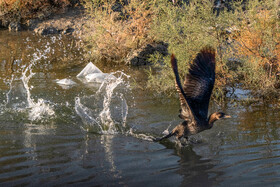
left=152, top=137, right=163, bottom=142
left=174, top=136, right=189, bottom=147
left=179, top=136, right=190, bottom=146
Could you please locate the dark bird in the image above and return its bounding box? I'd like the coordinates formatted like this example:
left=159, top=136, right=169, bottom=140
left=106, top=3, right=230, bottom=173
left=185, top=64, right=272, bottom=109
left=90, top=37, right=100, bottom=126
left=154, top=47, right=231, bottom=142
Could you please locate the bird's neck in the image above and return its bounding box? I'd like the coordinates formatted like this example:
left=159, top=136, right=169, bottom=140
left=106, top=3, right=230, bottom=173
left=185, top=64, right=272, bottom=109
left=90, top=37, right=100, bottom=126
left=207, top=113, right=218, bottom=128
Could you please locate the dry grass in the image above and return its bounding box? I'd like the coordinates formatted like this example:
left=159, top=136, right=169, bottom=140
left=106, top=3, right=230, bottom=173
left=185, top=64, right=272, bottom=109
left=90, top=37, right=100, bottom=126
left=83, top=0, right=155, bottom=63
left=235, top=9, right=280, bottom=73
left=0, top=0, right=74, bottom=21
left=231, top=1, right=280, bottom=97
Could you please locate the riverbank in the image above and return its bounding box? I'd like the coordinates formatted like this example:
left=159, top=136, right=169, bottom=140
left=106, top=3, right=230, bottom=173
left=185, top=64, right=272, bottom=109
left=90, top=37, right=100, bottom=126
left=0, top=1, right=85, bottom=36
left=0, top=1, right=168, bottom=66
left=32, top=5, right=86, bottom=36
left=1, top=0, right=280, bottom=101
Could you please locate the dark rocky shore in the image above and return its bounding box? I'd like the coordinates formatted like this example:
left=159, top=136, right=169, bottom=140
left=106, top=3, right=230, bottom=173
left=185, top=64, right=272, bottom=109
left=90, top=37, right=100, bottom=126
left=0, top=4, right=86, bottom=37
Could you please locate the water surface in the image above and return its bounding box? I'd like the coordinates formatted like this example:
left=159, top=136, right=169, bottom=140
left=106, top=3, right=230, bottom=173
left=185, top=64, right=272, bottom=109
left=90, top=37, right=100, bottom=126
left=0, top=30, right=279, bottom=186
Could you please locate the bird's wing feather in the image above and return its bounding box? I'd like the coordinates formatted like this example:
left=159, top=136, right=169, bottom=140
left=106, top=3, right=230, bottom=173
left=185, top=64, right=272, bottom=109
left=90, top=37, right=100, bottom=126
left=183, top=47, right=216, bottom=120
left=171, top=54, right=195, bottom=121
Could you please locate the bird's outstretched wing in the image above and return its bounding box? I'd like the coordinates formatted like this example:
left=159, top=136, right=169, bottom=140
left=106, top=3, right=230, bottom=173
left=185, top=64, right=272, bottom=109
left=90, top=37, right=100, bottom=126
left=171, top=47, right=216, bottom=121
left=171, top=54, right=195, bottom=121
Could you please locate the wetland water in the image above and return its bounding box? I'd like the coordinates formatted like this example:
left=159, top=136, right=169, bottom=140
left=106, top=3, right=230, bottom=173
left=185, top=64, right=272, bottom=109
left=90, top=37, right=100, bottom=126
left=0, top=30, right=280, bottom=186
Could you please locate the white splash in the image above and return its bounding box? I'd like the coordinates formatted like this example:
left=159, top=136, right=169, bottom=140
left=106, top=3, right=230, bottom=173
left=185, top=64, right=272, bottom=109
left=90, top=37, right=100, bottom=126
left=162, top=124, right=172, bottom=135
left=55, top=78, right=77, bottom=89
left=127, top=128, right=155, bottom=142
left=75, top=72, right=130, bottom=134
left=85, top=73, right=116, bottom=83
left=22, top=64, right=55, bottom=121
left=77, top=62, right=116, bottom=84
left=75, top=97, right=103, bottom=133
left=3, top=75, right=14, bottom=107
left=56, top=78, right=76, bottom=86
left=97, top=72, right=126, bottom=132
left=76, top=62, right=102, bottom=78
left=127, top=123, right=172, bottom=142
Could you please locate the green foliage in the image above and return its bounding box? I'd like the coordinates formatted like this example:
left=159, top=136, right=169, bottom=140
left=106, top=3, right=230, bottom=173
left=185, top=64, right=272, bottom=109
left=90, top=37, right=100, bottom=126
left=4, top=0, right=279, bottom=101
left=83, top=0, right=280, bottom=100
left=147, top=0, right=239, bottom=96
left=237, top=57, right=279, bottom=99
left=231, top=0, right=280, bottom=98
left=146, top=0, right=280, bottom=100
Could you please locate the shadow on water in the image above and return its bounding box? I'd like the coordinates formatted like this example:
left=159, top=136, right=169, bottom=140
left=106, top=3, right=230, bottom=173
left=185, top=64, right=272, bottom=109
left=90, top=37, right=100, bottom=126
left=0, top=30, right=280, bottom=186
left=177, top=147, right=223, bottom=186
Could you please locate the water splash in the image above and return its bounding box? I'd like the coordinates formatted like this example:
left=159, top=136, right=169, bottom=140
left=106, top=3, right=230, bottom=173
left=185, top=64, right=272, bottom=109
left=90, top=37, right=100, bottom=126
left=97, top=72, right=128, bottom=131
left=75, top=72, right=130, bottom=134
left=2, top=63, right=55, bottom=121
left=21, top=64, right=55, bottom=121
left=127, top=128, right=155, bottom=142
left=127, top=123, right=172, bottom=142
left=3, top=75, right=14, bottom=107
left=75, top=97, right=102, bottom=133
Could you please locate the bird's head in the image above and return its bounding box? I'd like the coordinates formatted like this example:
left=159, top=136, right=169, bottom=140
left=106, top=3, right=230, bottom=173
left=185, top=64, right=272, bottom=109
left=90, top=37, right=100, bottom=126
left=208, top=112, right=231, bottom=127
left=214, top=112, right=231, bottom=120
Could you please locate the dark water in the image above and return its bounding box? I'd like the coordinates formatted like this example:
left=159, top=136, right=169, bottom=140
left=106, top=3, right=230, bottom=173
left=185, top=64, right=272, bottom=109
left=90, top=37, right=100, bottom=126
left=0, top=30, right=279, bottom=186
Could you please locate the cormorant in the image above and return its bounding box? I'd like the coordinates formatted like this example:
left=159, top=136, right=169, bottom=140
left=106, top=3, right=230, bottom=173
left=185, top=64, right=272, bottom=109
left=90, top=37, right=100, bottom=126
left=154, top=47, right=231, bottom=142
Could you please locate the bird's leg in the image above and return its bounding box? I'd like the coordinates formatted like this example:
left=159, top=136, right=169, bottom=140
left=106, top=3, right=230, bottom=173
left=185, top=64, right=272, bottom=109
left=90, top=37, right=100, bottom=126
left=178, top=136, right=189, bottom=146
left=153, top=123, right=184, bottom=142
left=152, top=130, right=177, bottom=142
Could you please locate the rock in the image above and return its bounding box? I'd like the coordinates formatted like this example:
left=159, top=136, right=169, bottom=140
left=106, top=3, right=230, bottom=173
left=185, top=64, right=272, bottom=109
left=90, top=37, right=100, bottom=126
left=34, top=25, right=76, bottom=36
left=8, top=22, right=21, bottom=32
left=34, top=27, right=60, bottom=35
left=63, top=27, right=75, bottom=35
left=25, top=19, right=40, bottom=30
left=126, top=42, right=168, bottom=66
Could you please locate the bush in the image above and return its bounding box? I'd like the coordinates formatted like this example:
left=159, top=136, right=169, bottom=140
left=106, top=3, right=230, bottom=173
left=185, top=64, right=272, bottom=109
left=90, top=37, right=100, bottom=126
left=146, top=0, right=280, bottom=100
left=0, top=0, right=75, bottom=23
left=147, top=0, right=239, bottom=99
left=83, top=0, right=155, bottom=63
left=232, top=0, right=280, bottom=98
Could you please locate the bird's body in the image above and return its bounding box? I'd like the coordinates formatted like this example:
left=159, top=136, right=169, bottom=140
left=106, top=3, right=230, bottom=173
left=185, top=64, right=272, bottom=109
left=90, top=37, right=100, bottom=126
left=154, top=47, right=230, bottom=142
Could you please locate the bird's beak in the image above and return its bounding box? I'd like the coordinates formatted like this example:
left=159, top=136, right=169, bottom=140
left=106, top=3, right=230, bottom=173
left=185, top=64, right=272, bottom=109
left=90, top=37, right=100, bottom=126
left=224, top=115, right=231, bottom=118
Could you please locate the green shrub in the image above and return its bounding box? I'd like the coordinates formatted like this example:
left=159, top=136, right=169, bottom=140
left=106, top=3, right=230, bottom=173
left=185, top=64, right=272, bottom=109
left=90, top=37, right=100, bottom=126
left=232, top=0, right=280, bottom=98
left=146, top=0, right=280, bottom=101
left=147, top=0, right=239, bottom=98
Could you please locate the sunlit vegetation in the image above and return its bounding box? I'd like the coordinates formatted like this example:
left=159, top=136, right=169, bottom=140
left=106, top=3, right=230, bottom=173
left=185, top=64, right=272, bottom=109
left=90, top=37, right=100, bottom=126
left=66, top=0, right=280, bottom=100
left=146, top=0, right=239, bottom=101
left=232, top=1, right=280, bottom=98
left=1, top=0, right=280, bottom=100
left=83, top=0, right=155, bottom=63
left=0, top=0, right=76, bottom=22
left=146, top=0, right=280, bottom=100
